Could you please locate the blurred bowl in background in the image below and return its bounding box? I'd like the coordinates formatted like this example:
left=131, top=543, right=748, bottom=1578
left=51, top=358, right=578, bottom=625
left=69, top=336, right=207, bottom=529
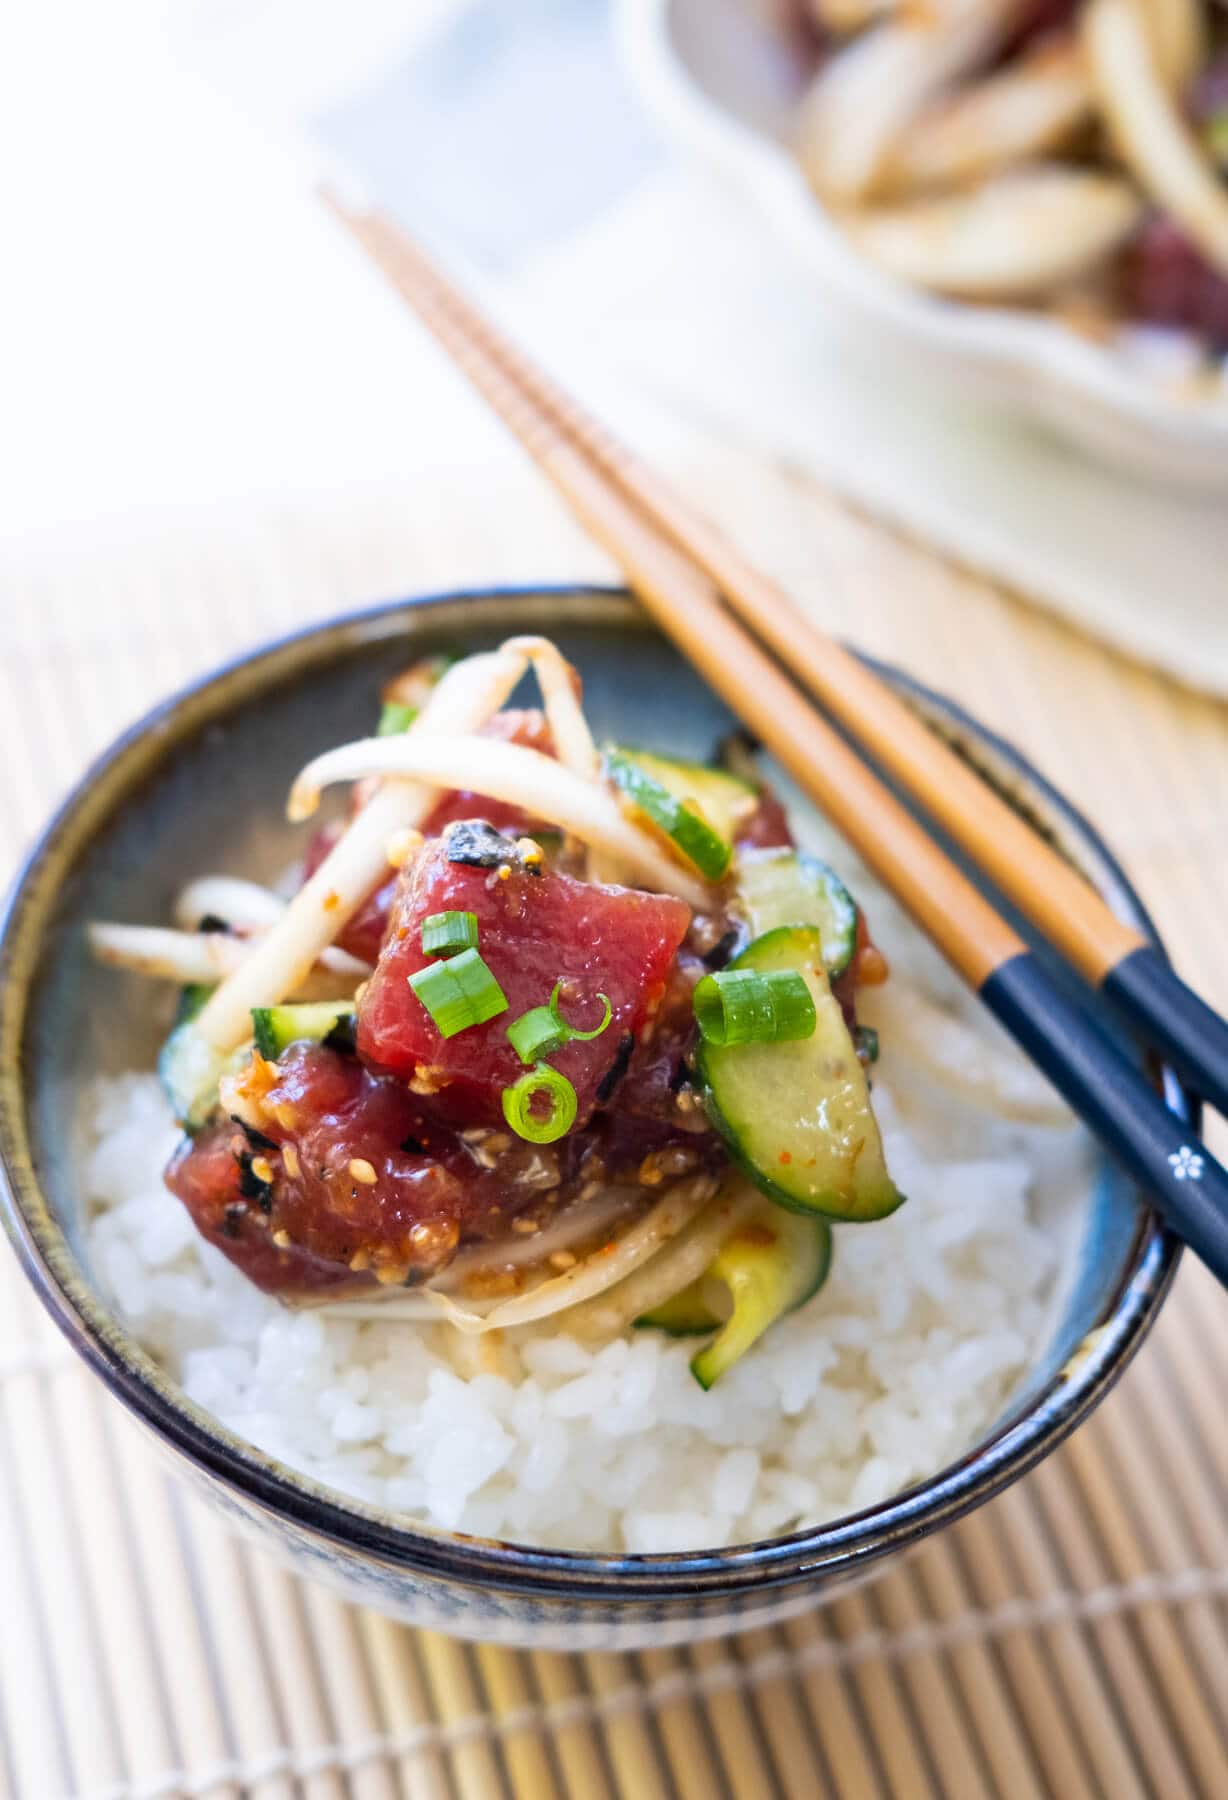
left=620, top=0, right=1228, bottom=490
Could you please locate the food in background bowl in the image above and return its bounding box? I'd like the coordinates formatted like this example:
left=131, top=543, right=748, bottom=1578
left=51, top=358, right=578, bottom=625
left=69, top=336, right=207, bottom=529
left=796, top=0, right=1228, bottom=368
left=84, top=635, right=1085, bottom=1553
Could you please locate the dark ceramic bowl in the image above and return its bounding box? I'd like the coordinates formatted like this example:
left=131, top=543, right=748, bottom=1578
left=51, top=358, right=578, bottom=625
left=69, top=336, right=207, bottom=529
left=0, top=587, right=1181, bottom=1649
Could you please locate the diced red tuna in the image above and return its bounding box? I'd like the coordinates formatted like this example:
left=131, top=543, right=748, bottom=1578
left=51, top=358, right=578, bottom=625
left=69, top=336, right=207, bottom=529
left=357, top=837, right=692, bottom=1127
left=167, top=1043, right=593, bottom=1293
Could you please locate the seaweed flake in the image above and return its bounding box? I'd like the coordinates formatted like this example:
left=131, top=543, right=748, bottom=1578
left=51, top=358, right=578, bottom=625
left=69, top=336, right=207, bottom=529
left=701, top=927, right=742, bottom=971
left=669, top=1058, right=694, bottom=1095
left=595, top=1032, right=635, bottom=1104
left=235, top=1152, right=274, bottom=1211
left=230, top=1114, right=277, bottom=1152
left=322, top=1014, right=358, bottom=1056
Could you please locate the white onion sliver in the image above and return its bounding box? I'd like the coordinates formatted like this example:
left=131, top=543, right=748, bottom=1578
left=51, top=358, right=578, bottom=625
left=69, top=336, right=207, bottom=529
left=287, top=732, right=709, bottom=908
left=878, top=38, right=1092, bottom=197
left=87, top=923, right=369, bottom=999
left=797, top=0, right=1018, bottom=202
left=1085, top=0, right=1228, bottom=281
left=499, top=636, right=598, bottom=781
left=375, top=1175, right=719, bottom=1336
left=564, top=1178, right=763, bottom=1341
left=173, top=877, right=287, bottom=933
left=433, top=1187, right=640, bottom=1293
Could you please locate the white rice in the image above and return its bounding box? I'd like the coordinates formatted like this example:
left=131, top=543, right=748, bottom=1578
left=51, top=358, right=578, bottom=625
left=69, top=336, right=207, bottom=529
left=81, top=824, right=1091, bottom=1554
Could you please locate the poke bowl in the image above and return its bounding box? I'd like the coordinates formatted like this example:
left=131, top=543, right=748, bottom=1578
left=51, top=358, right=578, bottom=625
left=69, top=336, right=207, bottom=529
left=0, top=585, right=1180, bottom=1649
left=622, top=0, right=1228, bottom=488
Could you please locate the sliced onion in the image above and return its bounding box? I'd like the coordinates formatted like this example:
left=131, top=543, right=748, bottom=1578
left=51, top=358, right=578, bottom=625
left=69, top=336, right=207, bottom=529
left=499, top=636, right=598, bottom=781
left=563, top=1177, right=762, bottom=1341
left=87, top=922, right=368, bottom=997
left=797, top=0, right=1019, bottom=203
left=172, top=876, right=287, bottom=933
left=319, top=1173, right=720, bottom=1334
left=807, top=0, right=895, bottom=32
left=287, top=733, right=710, bottom=908
left=1144, top=0, right=1205, bottom=94
left=1085, top=0, right=1228, bottom=281
left=191, top=649, right=527, bottom=1050
left=878, top=37, right=1093, bottom=197
left=845, top=166, right=1141, bottom=299
left=434, top=1186, right=641, bottom=1293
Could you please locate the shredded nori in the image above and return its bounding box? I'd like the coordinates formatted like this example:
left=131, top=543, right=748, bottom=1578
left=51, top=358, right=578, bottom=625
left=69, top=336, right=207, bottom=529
left=196, top=913, right=230, bottom=934
left=234, top=1151, right=274, bottom=1211
left=669, top=1057, right=694, bottom=1095
left=595, top=1032, right=635, bottom=1104
left=230, top=1113, right=277, bottom=1152
left=701, top=926, right=743, bottom=970
left=322, top=1014, right=358, bottom=1056
left=444, top=819, right=545, bottom=876
left=444, top=820, right=520, bottom=869
left=400, top=1133, right=426, bottom=1155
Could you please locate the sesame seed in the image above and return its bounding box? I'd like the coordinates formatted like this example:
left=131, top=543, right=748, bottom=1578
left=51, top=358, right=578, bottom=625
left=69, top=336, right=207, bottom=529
left=548, top=1250, right=577, bottom=1271
left=349, top=1158, right=378, bottom=1185
left=282, top=1144, right=301, bottom=1180
left=250, top=1155, right=275, bottom=1184
left=386, top=827, right=422, bottom=869
left=272, top=1229, right=291, bottom=1248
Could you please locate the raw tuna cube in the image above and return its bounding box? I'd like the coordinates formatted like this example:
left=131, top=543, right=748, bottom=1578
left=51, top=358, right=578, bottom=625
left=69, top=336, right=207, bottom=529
left=357, top=835, right=692, bottom=1126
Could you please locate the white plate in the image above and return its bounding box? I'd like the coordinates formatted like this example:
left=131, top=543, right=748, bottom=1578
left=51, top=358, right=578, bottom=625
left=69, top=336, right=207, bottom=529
left=619, top=0, right=1228, bottom=490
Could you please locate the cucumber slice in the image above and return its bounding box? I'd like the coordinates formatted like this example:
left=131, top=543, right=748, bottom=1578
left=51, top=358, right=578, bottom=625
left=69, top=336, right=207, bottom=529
left=251, top=1002, right=356, bottom=1061
left=611, top=748, right=758, bottom=844
left=604, top=748, right=744, bottom=880
left=691, top=1206, right=832, bottom=1389
left=635, top=1201, right=832, bottom=1385
left=698, top=926, right=903, bottom=1222
left=633, top=1288, right=717, bottom=1337
left=736, top=849, right=859, bottom=977
left=159, top=1021, right=247, bottom=1132
left=377, top=700, right=418, bottom=736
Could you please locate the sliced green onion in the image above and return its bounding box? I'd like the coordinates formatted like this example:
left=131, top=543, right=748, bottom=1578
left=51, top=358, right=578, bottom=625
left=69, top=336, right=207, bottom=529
left=501, top=1062, right=578, bottom=1143
left=604, top=750, right=732, bottom=880
left=549, top=982, right=612, bottom=1042
left=421, top=910, right=479, bottom=957
left=854, top=1024, right=880, bottom=1065
left=693, top=968, right=816, bottom=1047
left=506, top=982, right=613, bottom=1066
left=507, top=1005, right=567, bottom=1065
left=377, top=699, right=418, bottom=736
left=409, top=948, right=507, bottom=1039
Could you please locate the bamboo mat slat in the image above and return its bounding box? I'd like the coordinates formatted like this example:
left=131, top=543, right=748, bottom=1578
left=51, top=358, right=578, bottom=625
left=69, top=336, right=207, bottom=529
left=1, top=449, right=1228, bottom=1799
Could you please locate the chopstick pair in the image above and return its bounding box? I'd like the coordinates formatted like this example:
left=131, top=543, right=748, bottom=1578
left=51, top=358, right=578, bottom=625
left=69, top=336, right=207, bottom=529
left=325, top=191, right=1228, bottom=1287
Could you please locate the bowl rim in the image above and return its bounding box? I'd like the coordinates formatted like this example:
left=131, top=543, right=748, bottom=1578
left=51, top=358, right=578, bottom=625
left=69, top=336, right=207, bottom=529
left=618, top=0, right=1228, bottom=461
left=0, top=583, right=1183, bottom=1602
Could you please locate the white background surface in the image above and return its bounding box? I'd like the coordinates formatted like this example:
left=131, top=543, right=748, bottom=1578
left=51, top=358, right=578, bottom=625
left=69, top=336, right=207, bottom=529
left=2, top=0, right=1226, bottom=694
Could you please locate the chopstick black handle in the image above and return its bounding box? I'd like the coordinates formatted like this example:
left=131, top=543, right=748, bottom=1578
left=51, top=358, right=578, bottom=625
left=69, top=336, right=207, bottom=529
left=1101, top=946, right=1228, bottom=1123
left=982, top=953, right=1228, bottom=1285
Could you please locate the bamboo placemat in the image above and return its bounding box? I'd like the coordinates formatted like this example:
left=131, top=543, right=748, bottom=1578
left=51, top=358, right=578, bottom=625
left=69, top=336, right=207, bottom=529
left=2, top=447, right=1227, bottom=1799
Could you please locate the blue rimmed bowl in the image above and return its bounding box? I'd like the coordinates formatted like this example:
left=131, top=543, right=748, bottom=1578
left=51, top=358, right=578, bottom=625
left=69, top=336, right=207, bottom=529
left=0, top=586, right=1181, bottom=1650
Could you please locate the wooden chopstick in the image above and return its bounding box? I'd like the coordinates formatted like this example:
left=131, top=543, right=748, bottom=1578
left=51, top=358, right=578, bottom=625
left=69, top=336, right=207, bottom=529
left=327, top=192, right=1228, bottom=1286
left=325, top=193, right=1228, bottom=1126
